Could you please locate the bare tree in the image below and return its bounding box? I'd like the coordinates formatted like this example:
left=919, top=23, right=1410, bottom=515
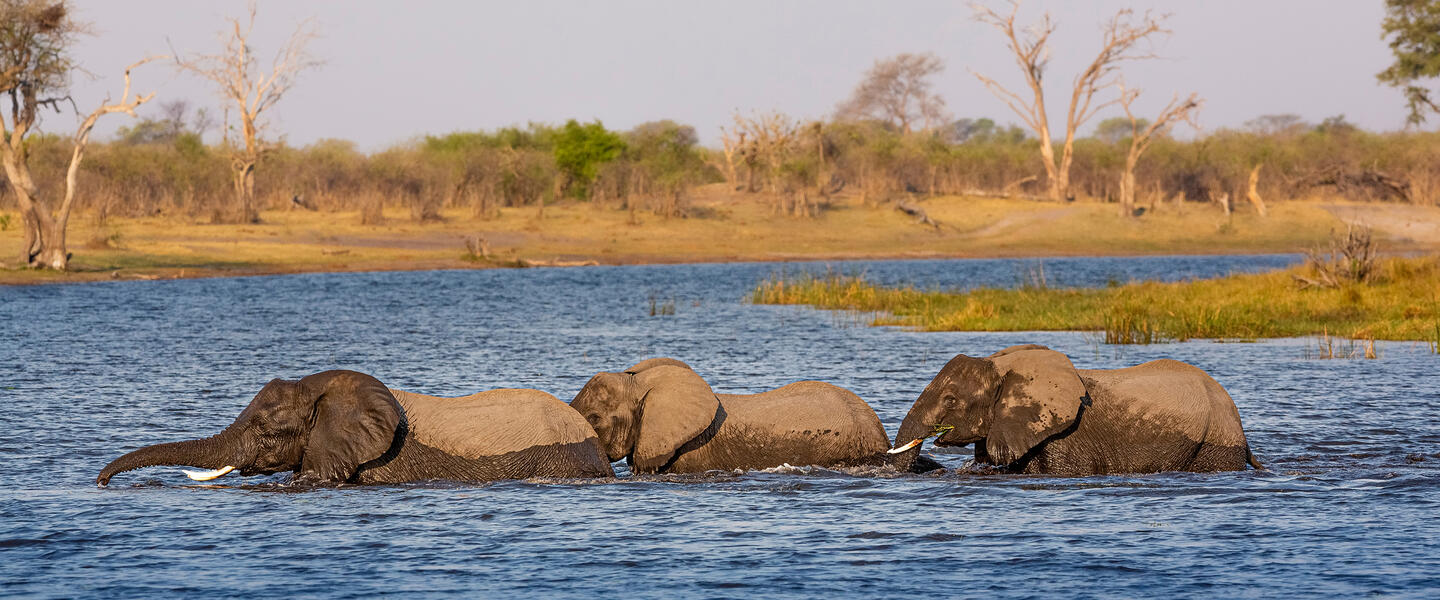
left=1243, top=113, right=1308, bottom=137
left=0, top=1, right=160, bottom=270
left=972, top=1, right=1168, bottom=201
left=1117, top=83, right=1200, bottom=217
left=726, top=110, right=821, bottom=215
left=717, top=125, right=744, bottom=190
left=177, top=3, right=319, bottom=223
left=835, top=52, right=949, bottom=134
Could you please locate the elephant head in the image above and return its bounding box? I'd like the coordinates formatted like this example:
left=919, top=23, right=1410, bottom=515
left=98, top=370, right=405, bottom=486
left=894, top=345, right=1089, bottom=466
left=570, top=364, right=718, bottom=473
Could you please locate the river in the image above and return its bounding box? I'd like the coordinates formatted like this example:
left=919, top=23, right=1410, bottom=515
left=2, top=255, right=1436, bottom=597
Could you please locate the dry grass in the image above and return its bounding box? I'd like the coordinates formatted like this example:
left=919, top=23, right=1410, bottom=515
left=752, top=255, right=1440, bottom=343
left=1, top=185, right=1431, bottom=285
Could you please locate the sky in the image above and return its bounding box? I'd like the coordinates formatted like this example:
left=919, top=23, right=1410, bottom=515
left=62, top=0, right=1407, bottom=151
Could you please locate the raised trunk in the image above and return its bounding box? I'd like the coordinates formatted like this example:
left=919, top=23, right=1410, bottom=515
left=97, top=435, right=232, bottom=486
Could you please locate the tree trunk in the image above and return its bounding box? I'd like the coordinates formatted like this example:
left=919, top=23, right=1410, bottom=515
left=1247, top=164, right=1268, bottom=217
left=1119, top=153, right=1139, bottom=218
left=1037, top=133, right=1061, bottom=202
left=1056, top=140, right=1075, bottom=202
left=230, top=157, right=259, bottom=223
left=33, top=216, right=68, bottom=269
left=20, top=204, right=40, bottom=265
left=4, top=170, right=67, bottom=269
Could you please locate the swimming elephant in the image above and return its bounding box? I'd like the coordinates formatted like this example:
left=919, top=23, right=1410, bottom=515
left=890, top=345, right=1261, bottom=475
left=569, top=358, right=897, bottom=474
left=97, top=370, right=614, bottom=486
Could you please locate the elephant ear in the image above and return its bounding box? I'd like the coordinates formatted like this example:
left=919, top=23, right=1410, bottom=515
left=299, top=370, right=405, bottom=483
left=631, top=365, right=720, bottom=473
left=985, top=349, right=1088, bottom=465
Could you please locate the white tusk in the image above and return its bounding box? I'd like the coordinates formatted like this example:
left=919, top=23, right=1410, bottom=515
left=182, top=465, right=235, bottom=481
left=888, top=439, right=923, bottom=454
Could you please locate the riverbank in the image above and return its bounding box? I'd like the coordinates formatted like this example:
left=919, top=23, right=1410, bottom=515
left=4, top=188, right=1437, bottom=285
left=751, top=254, right=1440, bottom=344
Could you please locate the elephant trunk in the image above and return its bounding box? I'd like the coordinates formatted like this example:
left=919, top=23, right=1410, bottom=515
left=894, top=412, right=930, bottom=452
left=886, top=413, right=932, bottom=472
left=97, top=435, right=233, bottom=486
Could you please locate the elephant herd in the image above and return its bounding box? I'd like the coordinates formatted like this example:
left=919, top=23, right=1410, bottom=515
left=96, top=344, right=1261, bottom=487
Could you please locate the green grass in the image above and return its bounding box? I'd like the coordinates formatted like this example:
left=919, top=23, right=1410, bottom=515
left=752, top=256, right=1440, bottom=343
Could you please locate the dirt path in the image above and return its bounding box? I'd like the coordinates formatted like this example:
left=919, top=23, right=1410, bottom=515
left=1320, top=204, right=1440, bottom=246
left=959, top=206, right=1079, bottom=238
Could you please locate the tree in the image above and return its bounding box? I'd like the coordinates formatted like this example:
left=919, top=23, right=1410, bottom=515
left=177, top=3, right=318, bottom=223
left=1116, top=83, right=1200, bottom=217
left=949, top=117, right=996, bottom=143
left=0, top=1, right=159, bottom=269
left=1243, top=114, right=1307, bottom=137
left=115, top=99, right=211, bottom=145
left=621, top=120, right=710, bottom=217
left=1092, top=116, right=1147, bottom=144
left=1378, top=0, right=1440, bottom=125
left=552, top=119, right=625, bottom=199
left=1315, top=114, right=1359, bottom=136
left=835, top=52, right=949, bottom=134
left=972, top=1, right=1168, bottom=201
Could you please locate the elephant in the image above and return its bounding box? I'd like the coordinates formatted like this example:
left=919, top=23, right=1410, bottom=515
left=97, top=370, right=614, bottom=486
left=569, top=358, right=902, bottom=474
left=890, top=344, right=1262, bottom=475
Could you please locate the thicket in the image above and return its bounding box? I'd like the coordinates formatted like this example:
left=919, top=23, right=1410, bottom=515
left=717, top=114, right=1439, bottom=213
left=1, top=112, right=1435, bottom=224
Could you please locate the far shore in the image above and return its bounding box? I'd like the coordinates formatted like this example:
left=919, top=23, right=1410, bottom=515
left=3, top=189, right=1437, bottom=286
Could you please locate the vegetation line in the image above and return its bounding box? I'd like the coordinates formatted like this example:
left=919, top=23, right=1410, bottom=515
left=751, top=256, right=1440, bottom=344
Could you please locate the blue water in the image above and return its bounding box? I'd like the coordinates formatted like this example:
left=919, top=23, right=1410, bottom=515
left=3, top=255, right=1438, bottom=598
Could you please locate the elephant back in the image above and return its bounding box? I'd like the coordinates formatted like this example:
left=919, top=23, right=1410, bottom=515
left=389, top=388, right=602, bottom=460
left=1076, top=359, right=1248, bottom=449
left=720, top=381, right=889, bottom=454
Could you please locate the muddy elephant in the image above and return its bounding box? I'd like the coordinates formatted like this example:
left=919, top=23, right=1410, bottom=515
left=569, top=358, right=897, bottom=474
left=98, top=370, right=614, bottom=486
left=890, top=345, right=1261, bottom=475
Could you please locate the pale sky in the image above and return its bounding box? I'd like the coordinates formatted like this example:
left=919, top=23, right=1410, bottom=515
left=63, top=0, right=1405, bottom=150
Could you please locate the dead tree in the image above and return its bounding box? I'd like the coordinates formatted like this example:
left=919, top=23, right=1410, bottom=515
left=177, top=3, right=319, bottom=223
left=1293, top=167, right=1411, bottom=202
left=1117, top=83, right=1200, bottom=217
left=972, top=1, right=1168, bottom=202
left=718, top=125, right=744, bottom=190
left=1293, top=223, right=1377, bottom=288
left=731, top=111, right=800, bottom=213
left=896, top=200, right=941, bottom=229
left=1246, top=164, right=1268, bottom=217
left=0, top=1, right=161, bottom=270
left=835, top=52, right=950, bottom=133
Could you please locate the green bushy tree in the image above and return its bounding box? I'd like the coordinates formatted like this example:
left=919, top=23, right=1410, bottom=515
left=1379, top=0, right=1440, bottom=125
left=553, top=119, right=625, bottom=198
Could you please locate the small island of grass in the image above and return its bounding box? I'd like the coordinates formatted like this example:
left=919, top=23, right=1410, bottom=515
left=752, top=254, right=1440, bottom=347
